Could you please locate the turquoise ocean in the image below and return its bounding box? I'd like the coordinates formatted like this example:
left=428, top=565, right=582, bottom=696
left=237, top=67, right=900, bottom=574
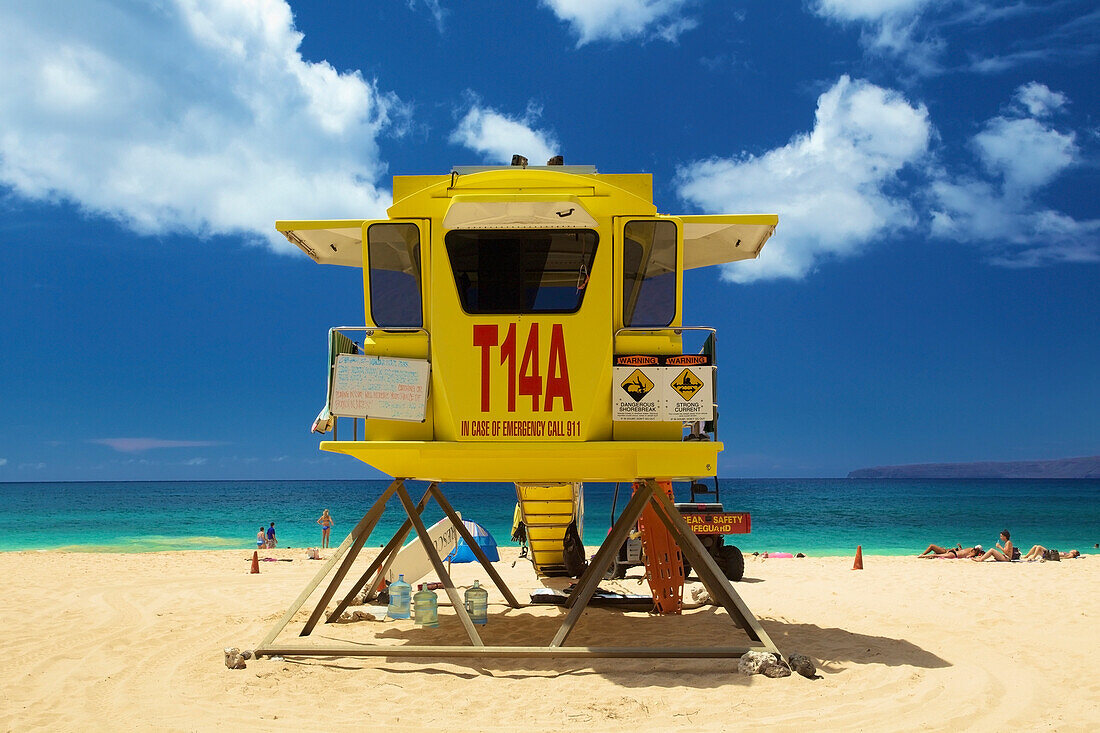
left=2, top=479, right=1097, bottom=556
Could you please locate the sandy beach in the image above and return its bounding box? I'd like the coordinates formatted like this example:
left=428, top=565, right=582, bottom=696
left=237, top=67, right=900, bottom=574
left=1, top=547, right=1096, bottom=731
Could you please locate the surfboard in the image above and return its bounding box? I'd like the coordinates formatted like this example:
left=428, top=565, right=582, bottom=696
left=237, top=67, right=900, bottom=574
left=383, top=514, right=461, bottom=586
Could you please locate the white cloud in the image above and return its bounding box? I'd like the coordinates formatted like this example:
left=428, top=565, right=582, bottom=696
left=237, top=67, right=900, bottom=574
left=930, top=179, right=1100, bottom=266
left=676, top=76, right=930, bottom=282
left=973, top=117, right=1076, bottom=194
left=0, top=0, right=402, bottom=251
left=90, top=438, right=222, bottom=453
left=408, top=0, right=447, bottom=32
left=812, top=0, right=946, bottom=75
left=930, top=83, right=1097, bottom=266
left=1014, top=81, right=1068, bottom=118
left=541, top=0, right=695, bottom=45
left=449, top=102, right=559, bottom=165
left=812, top=0, right=932, bottom=23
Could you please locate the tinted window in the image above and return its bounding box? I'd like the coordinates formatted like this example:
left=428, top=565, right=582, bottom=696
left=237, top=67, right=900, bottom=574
left=368, top=223, right=422, bottom=328
left=622, top=220, right=676, bottom=327
left=445, top=229, right=598, bottom=314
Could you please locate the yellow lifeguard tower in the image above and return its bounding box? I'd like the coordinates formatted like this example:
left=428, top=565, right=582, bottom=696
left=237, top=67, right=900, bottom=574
left=257, top=160, right=779, bottom=661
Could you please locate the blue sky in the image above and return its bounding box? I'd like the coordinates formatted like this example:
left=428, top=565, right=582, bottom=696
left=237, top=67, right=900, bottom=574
left=1, top=0, right=1097, bottom=480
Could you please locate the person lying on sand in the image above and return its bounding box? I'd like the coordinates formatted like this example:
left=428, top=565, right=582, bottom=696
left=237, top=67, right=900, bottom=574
left=918, top=543, right=959, bottom=557
left=973, top=530, right=1014, bottom=562
left=920, top=544, right=983, bottom=559
left=1021, top=545, right=1081, bottom=561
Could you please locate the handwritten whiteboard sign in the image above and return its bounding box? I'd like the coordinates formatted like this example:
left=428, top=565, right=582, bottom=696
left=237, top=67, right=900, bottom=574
left=330, top=354, right=430, bottom=421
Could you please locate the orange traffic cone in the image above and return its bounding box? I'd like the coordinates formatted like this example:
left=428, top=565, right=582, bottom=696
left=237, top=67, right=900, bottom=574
left=853, top=545, right=863, bottom=570
left=250, top=550, right=260, bottom=574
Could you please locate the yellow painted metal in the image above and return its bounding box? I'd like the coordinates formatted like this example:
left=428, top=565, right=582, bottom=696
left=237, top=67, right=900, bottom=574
left=283, top=166, right=771, bottom=482
left=320, top=440, right=722, bottom=483
left=514, top=482, right=579, bottom=574
left=275, top=219, right=365, bottom=266
left=680, top=214, right=778, bottom=268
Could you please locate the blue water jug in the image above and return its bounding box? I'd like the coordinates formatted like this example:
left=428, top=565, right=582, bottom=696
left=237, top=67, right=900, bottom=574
left=464, top=580, right=488, bottom=625
left=387, top=574, right=411, bottom=619
left=413, top=583, right=439, bottom=628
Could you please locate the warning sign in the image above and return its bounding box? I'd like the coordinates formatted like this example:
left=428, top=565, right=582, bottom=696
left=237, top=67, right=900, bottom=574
left=612, top=363, right=715, bottom=422
left=671, top=368, right=703, bottom=401
left=621, top=369, right=654, bottom=402
left=668, top=365, right=713, bottom=422
left=612, top=366, right=661, bottom=421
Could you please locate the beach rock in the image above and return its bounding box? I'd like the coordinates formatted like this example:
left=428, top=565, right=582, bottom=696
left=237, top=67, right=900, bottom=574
left=787, top=653, right=817, bottom=679
left=690, top=585, right=711, bottom=604
left=223, top=647, right=247, bottom=670
left=738, top=651, right=774, bottom=675
left=762, top=659, right=792, bottom=678
left=240, top=650, right=253, bottom=660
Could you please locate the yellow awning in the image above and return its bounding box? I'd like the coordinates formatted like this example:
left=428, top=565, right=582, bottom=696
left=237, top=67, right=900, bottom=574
left=276, top=220, right=365, bottom=267
left=679, top=214, right=778, bottom=269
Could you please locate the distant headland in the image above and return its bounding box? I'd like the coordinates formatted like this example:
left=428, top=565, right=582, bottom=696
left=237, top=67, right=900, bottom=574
left=848, top=455, right=1100, bottom=479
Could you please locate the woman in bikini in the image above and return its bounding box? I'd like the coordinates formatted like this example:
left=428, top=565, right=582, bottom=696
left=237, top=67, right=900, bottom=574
left=973, top=530, right=1014, bottom=562
left=1021, top=545, right=1081, bottom=561
left=920, top=544, right=983, bottom=559
left=256, top=527, right=266, bottom=549
left=317, top=509, right=334, bottom=549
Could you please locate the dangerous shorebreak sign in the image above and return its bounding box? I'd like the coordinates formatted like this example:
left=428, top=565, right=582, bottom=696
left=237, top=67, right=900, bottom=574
left=611, top=354, right=714, bottom=422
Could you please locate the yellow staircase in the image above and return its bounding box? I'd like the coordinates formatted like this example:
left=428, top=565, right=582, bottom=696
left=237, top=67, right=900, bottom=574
left=514, top=482, right=583, bottom=576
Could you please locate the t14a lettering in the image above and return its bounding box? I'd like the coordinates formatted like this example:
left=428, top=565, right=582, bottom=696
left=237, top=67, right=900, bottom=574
left=473, top=323, right=572, bottom=413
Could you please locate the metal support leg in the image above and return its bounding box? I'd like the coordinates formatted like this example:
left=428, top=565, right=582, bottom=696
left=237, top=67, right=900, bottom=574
left=326, top=483, right=434, bottom=623
left=299, top=479, right=404, bottom=636
left=550, top=481, right=655, bottom=646
left=647, top=480, right=778, bottom=653
left=395, top=483, right=484, bottom=647
left=257, top=478, right=401, bottom=651
left=428, top=483, right=521, bottom=608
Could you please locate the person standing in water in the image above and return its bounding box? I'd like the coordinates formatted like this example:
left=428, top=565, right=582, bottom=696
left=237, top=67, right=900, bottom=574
left=266, top=522, right=277, bottom=549
left=256, top=526, right=266, bottom=549
left=316, top=509, right=334, bottom=549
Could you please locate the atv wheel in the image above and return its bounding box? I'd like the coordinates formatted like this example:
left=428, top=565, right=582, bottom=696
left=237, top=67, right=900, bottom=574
left=604, top=558, right=628, bottom=580
left=718, top=545, right=745, bottom=582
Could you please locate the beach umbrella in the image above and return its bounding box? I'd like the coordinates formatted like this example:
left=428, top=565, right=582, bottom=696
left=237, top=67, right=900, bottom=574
left=447, top=520, right=499, bottom=563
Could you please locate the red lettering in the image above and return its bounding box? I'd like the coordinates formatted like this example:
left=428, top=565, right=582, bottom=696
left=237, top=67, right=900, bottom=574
left=475, top=322, right=572, bottom=415
left=500, top=323, right=517, bottom=412
left=473, top=324, right=498, bottom=412
left=519, top=323, right=541, bottom=411
left=544, top=323, right=572, bottom=412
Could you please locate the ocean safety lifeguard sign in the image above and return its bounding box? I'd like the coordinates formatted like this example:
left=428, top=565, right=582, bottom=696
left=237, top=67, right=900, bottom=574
left=612, top=355, right=714, bottom=422
left=330, top=354, right=430, bottom=421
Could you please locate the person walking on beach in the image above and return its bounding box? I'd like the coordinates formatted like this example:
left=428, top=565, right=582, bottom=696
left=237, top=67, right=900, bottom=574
left=256, top=526, right=266, bottom=549
left=973, top=530, right=1013, bottom=562
left=266, top=522, right=277, bottom=549
left=317, top=509, right=334, bottom=549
